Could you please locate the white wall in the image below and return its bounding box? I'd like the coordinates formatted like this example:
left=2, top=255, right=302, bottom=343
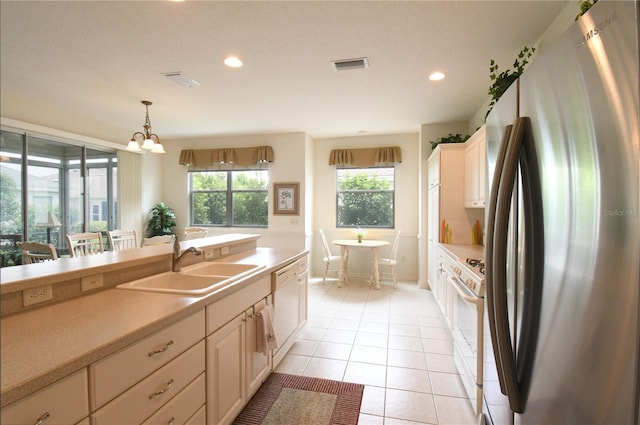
left=159, top=132, right=308, bottom=250
left=312, top=132, right=420, bottom=282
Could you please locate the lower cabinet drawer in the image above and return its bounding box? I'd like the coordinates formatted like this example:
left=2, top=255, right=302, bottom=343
left=141, top=373, right=205, bottom=425
left=90, top=310, right=205, bottom=410
left=185, top=405, right=206, bottom=425
left=0, top=368, right=88, bottom=425
left=92, top=340, right=205, bottom=425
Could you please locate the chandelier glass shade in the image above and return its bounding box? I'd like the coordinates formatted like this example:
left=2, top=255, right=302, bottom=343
left=126, top=100, right=165, bottom=153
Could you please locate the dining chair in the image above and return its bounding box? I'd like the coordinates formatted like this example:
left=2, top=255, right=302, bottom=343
left=141, top=234, right=175, bottom=246
left=66, top=232, right=105, bottom=257
left=183, top=226, right=208, bottom=241
left=319, top=229, right=343, bottom=285
left=16, top=241, right=59, bottom=264
left=372, top=230, right=401, bottom=288
left=107, top=229, right=138, bottom=251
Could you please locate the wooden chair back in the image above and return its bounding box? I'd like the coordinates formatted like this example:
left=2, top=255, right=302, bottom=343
left=66, top=232, right=105, bottom=257
left=17, top=241, right=58, bottom=264
left=183, top=227, right=208, bottom=240
left=107, top=229, right=138, bottom=251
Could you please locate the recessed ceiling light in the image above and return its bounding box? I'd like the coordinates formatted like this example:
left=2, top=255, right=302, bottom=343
left=429, top=71, right=446, bottom=81
left=224, top=56, right=243, bottom=68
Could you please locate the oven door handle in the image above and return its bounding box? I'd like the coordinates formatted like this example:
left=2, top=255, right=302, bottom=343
left=448, top=275, right=480, bottom=306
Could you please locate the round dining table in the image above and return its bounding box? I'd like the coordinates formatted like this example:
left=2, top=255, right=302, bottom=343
left=331, top=239, right=390, bottom=290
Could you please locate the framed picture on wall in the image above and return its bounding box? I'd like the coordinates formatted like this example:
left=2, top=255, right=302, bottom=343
left=274, top=182, right=299, bottom=215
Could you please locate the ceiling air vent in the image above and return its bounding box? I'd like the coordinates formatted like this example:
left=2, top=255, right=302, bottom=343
left=162, top=71, right=200, bottom=88
left=332, top=57, right=369, bottom=71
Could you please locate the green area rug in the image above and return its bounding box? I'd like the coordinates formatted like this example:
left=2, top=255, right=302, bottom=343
left=233, top=373, right=364, bottom=425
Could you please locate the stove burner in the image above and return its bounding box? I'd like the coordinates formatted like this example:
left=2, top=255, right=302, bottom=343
left=466, top=258, right=486, bottom=275
left=466, top=258, right=484, bottom=267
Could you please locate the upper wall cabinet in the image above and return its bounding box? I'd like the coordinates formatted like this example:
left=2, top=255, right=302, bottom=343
left=464, top=126, right=486, bottom=208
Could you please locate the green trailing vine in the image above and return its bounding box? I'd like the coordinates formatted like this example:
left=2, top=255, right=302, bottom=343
left=429, top=133, right=470, bottom=150
left=576, top=0, right=598, bottom=21
left=485, top=46, right=535, bottom=120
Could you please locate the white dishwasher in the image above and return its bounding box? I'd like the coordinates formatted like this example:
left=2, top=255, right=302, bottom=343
left=272, top=259, right=300, bottom=367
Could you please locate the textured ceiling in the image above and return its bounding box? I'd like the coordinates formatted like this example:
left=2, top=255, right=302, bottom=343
left=0, top=1, right=569, bottom=146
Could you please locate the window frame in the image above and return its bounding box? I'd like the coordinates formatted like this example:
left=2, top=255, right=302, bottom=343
left=188, top=168, right=269, bottom=228
left=335, top=165, right=396, bottom=229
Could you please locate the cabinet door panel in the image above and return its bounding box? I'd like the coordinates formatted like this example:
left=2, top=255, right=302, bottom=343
left=245, top=297, right=272, bottom=398
left=207, top=313, right=246, bottom=425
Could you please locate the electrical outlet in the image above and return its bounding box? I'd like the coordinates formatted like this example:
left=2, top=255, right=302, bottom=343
left=221, top=246, right=229, bottom=256
left=81, top=274, right=104, bottom=292
left=203, top=248, right=214, bottom=260
left=23, top=285, right=53, bottom=307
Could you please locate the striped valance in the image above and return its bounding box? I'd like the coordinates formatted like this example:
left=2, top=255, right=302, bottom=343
left=328, top=146, right=402, bottom=167
left=179, top=146, right=274, bottom=169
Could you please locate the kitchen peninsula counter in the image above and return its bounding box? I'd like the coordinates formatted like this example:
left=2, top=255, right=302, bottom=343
left=0, top=246, right=307, bottom=408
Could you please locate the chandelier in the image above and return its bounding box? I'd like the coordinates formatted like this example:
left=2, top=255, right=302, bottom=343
left=126, top=100, right=165, bottom=153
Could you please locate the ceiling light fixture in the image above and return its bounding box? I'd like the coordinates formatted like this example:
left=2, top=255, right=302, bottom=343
left=429, top=71, right=446, bottom=81
left=224, top=56, right=243, bottom=68
left=126, top=100, right=165, bottom=154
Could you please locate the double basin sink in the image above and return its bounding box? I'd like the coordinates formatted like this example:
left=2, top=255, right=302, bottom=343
left=117, top=262, right=266, bottom=296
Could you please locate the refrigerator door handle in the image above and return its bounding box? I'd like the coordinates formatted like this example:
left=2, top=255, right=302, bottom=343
left=485, top=123, right=512, bottom=395
left=493, top=117, right=527, bottom=413
left=515, top=116, right=545, bottom=407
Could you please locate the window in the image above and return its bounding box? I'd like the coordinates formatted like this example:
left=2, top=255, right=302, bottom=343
left=0, top=130, right=117, bottom=267
left=189, top=169, right=268, bottom=227
left=336, top=167, right=395, bottom=228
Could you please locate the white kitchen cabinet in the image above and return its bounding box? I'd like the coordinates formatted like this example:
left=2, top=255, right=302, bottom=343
left=0, top=368, right=89, bottom=425
left=426, top=143, right=466, bottom=308
left=205, top=275, right=272, bottom=425
left=464, top=126, right=487, bottom=208
left=141, top=373, right=206, bottom=425
left=89, top=310, right=205, bottom=411
left=207, top=313, right=246, bottom=425
left=92, top=341, right=205, bottom=425
left=245, top=296, right=273, bottom=399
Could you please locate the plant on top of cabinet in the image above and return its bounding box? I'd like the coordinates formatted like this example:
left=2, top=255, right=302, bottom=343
left=485, top=46, right=536, bottom=120
left=576, top=0, right=598, bottom=20
left=146, top=202, right=177, bottom=237
left=429, top=133, right=470, bottom=150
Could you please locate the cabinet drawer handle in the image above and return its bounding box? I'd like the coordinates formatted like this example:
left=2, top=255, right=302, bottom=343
left=34, top=412, right=50, bottom=425
left=149, top=378, right=174, bottom=399
left=168, top=416, right=176, bottom=425
left=148, top=340, right=174, bottom=357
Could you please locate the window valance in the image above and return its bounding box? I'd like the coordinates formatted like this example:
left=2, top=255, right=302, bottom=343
left=179, top=146, right=274, bottom=169
left=328, top=146, right=402, bottom=167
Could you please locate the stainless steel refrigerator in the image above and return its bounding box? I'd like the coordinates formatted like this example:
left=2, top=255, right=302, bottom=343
left=482, top=1, right=639, bottom=424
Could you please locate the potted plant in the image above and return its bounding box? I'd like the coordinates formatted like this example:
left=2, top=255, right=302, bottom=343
left=146, top=202, right=176, bottom=237
left=429, top=133, right=470, bottom=150
left=485, top=46, right=535, bottom=120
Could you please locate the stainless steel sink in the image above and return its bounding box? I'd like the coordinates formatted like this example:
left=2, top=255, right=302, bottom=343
left=116, top=262, right=265, bottom=296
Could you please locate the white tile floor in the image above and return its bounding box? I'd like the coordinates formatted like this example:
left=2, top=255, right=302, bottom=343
left=275, top=276, right=476, bottom=425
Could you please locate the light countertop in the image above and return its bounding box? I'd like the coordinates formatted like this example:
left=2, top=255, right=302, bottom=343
left=0, top=246, right=306, bottom=407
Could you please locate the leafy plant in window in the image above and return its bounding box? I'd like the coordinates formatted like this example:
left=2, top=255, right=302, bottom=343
left=146, top=202, right=177, bottom=237
left=337, top=169, right=394, bottom=228
left=485, top=46, right=535, bottom=120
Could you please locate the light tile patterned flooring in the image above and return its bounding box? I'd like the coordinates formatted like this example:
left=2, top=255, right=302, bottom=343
left=275, top=276, right=476, bottom=425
